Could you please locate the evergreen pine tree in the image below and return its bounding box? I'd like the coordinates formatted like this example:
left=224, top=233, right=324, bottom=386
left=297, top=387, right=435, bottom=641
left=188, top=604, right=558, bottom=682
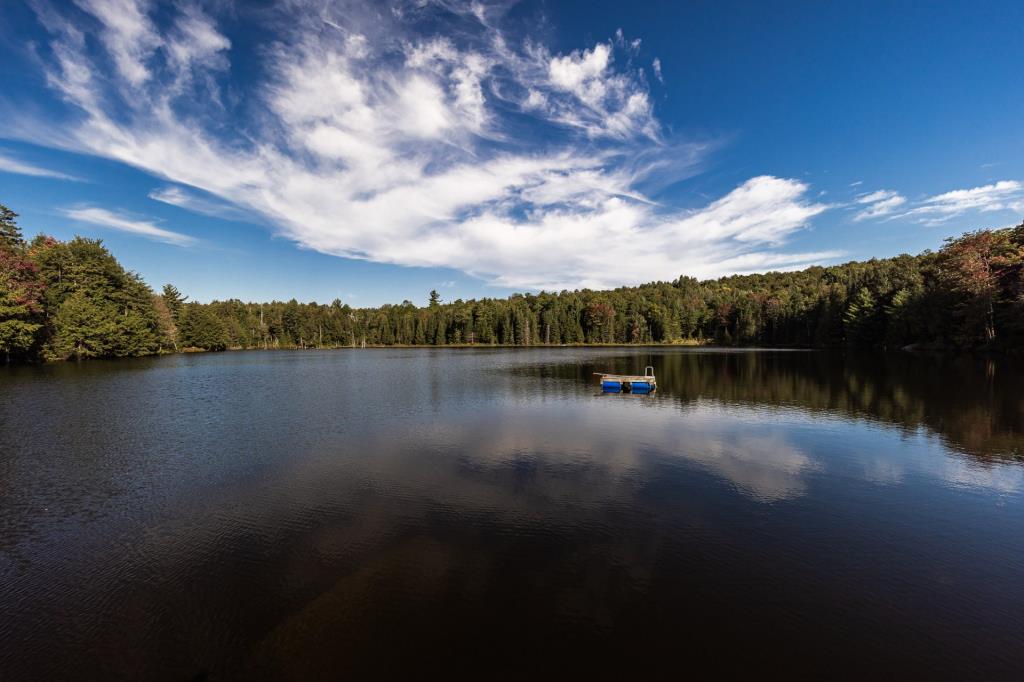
left=0, top=204, right=22, bottom=247
left=843, top=287, right=883, bottom=347
left=49, top=292, right=118, bottom=360
left=884, top=286, right=921, bottom=348
left=162, top=284, right=188, bottom=322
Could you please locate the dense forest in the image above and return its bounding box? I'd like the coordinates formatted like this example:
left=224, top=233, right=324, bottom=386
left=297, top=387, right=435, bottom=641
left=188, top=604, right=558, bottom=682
left=1, top=201, right=1022, bottom=362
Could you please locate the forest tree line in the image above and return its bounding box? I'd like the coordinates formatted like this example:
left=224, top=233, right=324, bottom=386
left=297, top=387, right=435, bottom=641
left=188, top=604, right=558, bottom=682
left=1, top=201, right=1022, bottom=362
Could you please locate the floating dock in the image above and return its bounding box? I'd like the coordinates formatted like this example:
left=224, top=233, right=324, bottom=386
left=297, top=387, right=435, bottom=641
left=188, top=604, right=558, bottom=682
left=596, top=366, right=656, bottom=394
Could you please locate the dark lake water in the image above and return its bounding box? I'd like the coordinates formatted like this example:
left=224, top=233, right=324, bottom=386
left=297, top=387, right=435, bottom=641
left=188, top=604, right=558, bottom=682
left=2, top=348, right=1024, bottom=679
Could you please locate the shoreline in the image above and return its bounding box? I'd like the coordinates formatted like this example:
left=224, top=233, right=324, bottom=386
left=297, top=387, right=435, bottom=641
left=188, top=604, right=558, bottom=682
left=8, top=340, right=1020, bottom=366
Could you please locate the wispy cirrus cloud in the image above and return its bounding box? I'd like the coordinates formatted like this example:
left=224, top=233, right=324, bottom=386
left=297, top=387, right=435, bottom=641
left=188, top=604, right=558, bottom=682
left=11, top=0, right=838, bottom=290
left=903, top=180, right=1024, bottom=225
left=0, top=151, right=80, bottom=181
left=64, top=206, right=197, bottom=246
left=850, top=181, right=1023, bottom=226
left=853, top=189, right=906, bottom=221
left=148, top=186, right=254, bottom=222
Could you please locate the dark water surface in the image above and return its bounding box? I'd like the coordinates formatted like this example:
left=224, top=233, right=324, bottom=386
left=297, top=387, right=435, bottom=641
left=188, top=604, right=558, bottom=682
left=2, top=349, right=1023, bottom=679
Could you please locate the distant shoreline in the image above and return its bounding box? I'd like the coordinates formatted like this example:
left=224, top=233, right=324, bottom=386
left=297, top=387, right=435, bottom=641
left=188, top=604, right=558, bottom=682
left=181, top=339, right=711, bottom=353
left=4, top=206, right=1022, bottom=365
left=165, top=341, right=976, bottom=354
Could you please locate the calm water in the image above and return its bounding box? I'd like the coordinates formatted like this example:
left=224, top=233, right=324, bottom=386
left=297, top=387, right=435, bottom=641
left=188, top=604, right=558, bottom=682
left=2, top=349, right=1023, bottom=679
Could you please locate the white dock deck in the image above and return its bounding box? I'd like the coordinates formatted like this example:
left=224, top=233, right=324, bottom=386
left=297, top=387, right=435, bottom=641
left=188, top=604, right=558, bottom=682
left=594, top=366, right=657, bottom=388
left=595, top=373, right=657, bottom=384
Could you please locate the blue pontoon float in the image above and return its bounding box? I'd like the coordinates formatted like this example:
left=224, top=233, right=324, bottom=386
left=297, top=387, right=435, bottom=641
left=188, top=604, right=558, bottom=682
left=596, top=366, right=656, bottom=394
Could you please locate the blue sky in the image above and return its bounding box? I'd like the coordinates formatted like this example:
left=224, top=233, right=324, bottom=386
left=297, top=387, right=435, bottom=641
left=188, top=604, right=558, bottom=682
left=1, top=0, right=1022, bottom=306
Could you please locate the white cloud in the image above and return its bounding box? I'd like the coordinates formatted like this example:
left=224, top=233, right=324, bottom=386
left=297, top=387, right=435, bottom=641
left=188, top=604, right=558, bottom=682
left=148, top=186, right=252, bottom=221
left=652, top=57, right=663, bottom=83
left=853, top=189, right=906, bottom=221
left=414, top=175, right=834, bottom=290
left=163, top=4, right=231, bottom=95
left=0, top=152, right=80, bottom=181
left=535, top=38, right=657, bottom=140
left=166, top=5, right=230, bottom=72
left=405, top=38, right=491, bottom=133
left=904, top=180, right=1024, bottom=224
left=14, top=0, right=841, bottom=290
left=75, top=0, right=160, bottom=87
left=849, top=181, right=1024, bottom=225
left=858, top=190, right=896, bottom=204
left=549, top=43, right=611, bottom=94
left=64, top=206, right=196, bottom=245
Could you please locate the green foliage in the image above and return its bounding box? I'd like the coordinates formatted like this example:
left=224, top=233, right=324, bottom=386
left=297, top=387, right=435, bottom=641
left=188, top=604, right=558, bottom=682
left=152, top=223, right=1024, bottom=354
left=162, top=284, right=188, bottom=322
left=0, top=209, right=44, bottom=361
left=178, top=303, right=229, bottom=351
left=0, top=204, right=22, bottom=247
left=48, top=291, right=119, bottom=359
left=23, top=234, right=163, bottom=361
left=0, top=250, right=44, bottom=360
left=44, top=287, right=162, bottom=361
left=843, top=287, right=884, bottom=347
left=884, top=286, right=923, bottom=348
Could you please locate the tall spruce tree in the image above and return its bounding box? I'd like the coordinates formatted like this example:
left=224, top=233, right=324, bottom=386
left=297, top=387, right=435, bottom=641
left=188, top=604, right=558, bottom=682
left=0, top=204, right=22, bottom=247
left=843, top=287, right=884, bottom=347
left=162, top=284, right=188, bottom=322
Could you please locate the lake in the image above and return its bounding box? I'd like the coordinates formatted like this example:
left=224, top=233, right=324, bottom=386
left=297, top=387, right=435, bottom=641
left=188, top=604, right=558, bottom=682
left=2, top=348, right=1023, bottom=679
